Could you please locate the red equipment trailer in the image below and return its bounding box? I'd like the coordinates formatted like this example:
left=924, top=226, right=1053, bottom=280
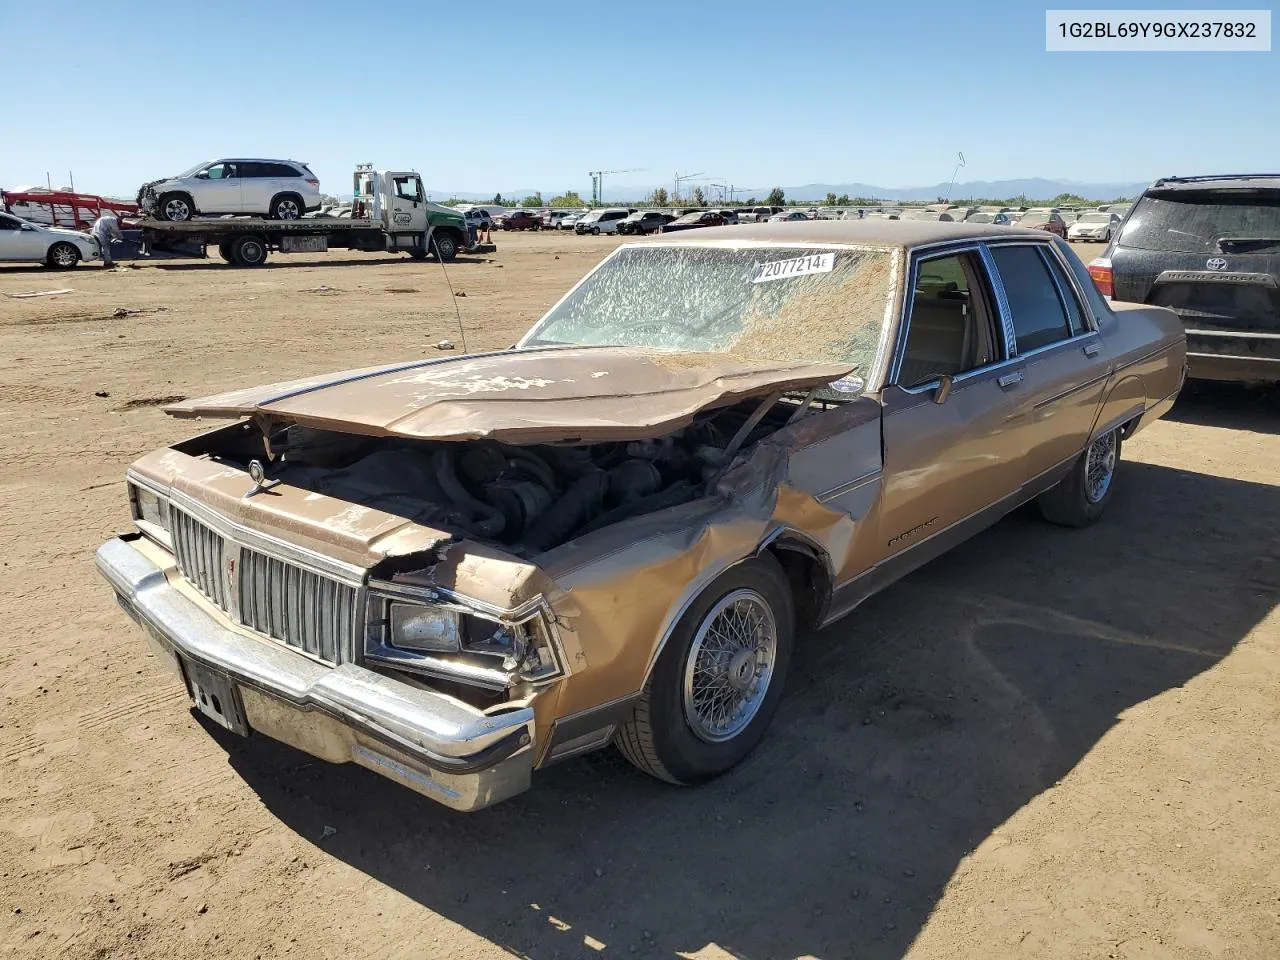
left=1, top=189, right=139, bottom=229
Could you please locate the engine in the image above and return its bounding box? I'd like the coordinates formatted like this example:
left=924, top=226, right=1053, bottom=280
left=241, top=401, right=785, bottom=555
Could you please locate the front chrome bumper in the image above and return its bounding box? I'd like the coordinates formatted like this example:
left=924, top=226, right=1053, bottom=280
left=95, top=535, right=536, bottom=811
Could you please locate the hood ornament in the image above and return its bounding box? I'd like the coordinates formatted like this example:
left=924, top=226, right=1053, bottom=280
left=246, top=459, right=279, bottom=496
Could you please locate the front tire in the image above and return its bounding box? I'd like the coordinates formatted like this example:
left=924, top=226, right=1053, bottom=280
left=616, top=557, right=794, bottom=785
left=431, top=230, right=459, bottom=262
left=157, top=192, right=194, bottom=222
left=216, top=242, right=236, bottom=263
left=591, top=226, right=600, bottom=235
left=46, top=242, right=80, bottom=269
left=1038, top=427, right=1121, bottom=527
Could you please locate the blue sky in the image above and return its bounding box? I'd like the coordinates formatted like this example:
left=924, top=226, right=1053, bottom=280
left=2, top=0, right=1276, bottom=198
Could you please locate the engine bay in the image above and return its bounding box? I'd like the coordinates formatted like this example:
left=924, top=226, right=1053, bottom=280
left=188, top=396, right=809, bottom=556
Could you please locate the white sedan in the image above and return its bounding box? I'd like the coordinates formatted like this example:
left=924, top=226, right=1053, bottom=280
left=1067, top=212, right=1122, bottom=243
left=0, top=211, right=99, bottom=267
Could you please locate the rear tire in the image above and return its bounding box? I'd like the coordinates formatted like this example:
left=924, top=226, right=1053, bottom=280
left=616, top=556, right=794, bottom=785
left=1038, top=427, right=1121, bottom=527
left=216, top=242, right=236, bottom=264
left=157, top=192, right=194, bottom=222
left=230, top=234, right=268, bottom=267
left=269, top=194, right=304, bottom=220
left=46, top=242, right=80, bottom=269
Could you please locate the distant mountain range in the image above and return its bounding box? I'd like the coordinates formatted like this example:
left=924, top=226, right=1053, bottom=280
left=427, top=177, right=1150, bottom=204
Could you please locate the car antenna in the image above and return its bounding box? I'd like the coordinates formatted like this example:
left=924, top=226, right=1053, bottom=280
left=426, top=222, right=469, bottom=354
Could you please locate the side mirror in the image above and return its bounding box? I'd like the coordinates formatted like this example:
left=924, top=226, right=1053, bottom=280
left=933, top=374, right=954, bottom=405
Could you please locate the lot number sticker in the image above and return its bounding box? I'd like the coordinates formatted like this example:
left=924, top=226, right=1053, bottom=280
left=753, top=252, right=835, bottom=283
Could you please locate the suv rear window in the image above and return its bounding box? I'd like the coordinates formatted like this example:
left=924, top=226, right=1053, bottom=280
left=1120, top=191, right=1280, bottom=254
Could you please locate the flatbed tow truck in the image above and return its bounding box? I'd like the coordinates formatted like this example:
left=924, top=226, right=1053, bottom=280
left=138, top=165, right=493, bottom=266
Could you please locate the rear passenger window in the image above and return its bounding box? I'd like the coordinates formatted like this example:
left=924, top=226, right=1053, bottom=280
left=991, top=245, right=1074, bottom=352
left=898, top=252, right=1000, bottom=388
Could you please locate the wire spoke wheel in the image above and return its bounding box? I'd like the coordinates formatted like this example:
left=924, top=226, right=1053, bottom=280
left=1085, top=430, right=1118, bottom=503
left=682, top=589, right=778, bottom=743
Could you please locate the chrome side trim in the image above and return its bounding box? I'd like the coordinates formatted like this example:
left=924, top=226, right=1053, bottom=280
left=1114, top=341, right=1175, bottom=373
left=816, top=469, right=882, bottom=503
left=166, top=488, right=365, bottom=586
left=1033, top=370, right=1111, bottom=410
left=895, top=354, right=1024, bottom=397
left=978, top=243, right=1018, bottom=356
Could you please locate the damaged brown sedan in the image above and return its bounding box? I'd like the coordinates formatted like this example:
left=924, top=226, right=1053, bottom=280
left=97, top=221, right=1187, bottom=810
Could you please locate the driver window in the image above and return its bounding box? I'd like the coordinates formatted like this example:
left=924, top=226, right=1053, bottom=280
left=898, top=251, right=1001, bottom=388
left=0, top=216, right=19, bottom=231
left=394, top=177, right=422, bottom=202
left=205, top=163, right=235, bottom=180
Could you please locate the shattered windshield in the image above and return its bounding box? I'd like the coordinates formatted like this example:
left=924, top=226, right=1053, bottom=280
left=522, top=244, right=896, bottom=376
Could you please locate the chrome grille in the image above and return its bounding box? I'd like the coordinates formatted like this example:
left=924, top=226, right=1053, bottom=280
left=170, top=509, right=357, bottom=664
left=237, top=549, right=357, bottom=663
left=172, top=509, right=229, bottom=608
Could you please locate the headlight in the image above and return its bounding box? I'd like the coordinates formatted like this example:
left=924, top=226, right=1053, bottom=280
left=130, top=482, right=171, bottom=534
left=389, top=602, right=462, bottom=652
left=370, top=589, right=563, bottom=684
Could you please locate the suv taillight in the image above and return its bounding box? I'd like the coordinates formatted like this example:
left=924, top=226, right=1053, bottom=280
left=1087, top=258, right=1114, bottom=298
left=305, top=178, right=319, bottom=187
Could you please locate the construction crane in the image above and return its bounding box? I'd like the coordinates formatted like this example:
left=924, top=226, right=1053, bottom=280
left=673, top=171, right=723, bottom=204
left=589, top=168, right=647, bottom=205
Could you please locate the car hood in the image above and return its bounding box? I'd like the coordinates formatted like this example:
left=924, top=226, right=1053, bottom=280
left=164, top=346, right=854, bottom=444
left=42, top=225, right=93, bottom=241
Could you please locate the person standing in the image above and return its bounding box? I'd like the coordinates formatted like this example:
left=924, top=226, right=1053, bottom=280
left=91, top=210, right=123, bottom=268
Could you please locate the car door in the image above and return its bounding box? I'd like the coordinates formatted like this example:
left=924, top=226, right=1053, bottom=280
left=986, top=242, right=1108, bottom=490
left=196, top=162, right=243, bottom=213
left=237, top=162, right=275, bottom=213
left=388, top=174, right=427, bottom=235
left=876, top=247, right=1026, bottom=571
left=0, top=213, right=39, bottom=260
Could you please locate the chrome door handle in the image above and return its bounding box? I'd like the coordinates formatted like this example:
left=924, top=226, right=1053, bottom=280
left=1083, top=342, right=1102, bottom=357
left=997, top=371, right=1023, bottom=388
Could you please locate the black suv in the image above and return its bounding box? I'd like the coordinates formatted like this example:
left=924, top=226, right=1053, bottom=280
left=1091, top=174, right=1280, bottom=382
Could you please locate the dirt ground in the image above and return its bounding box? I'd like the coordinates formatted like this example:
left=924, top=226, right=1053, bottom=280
left=1, top=232, right=1277, bottom=960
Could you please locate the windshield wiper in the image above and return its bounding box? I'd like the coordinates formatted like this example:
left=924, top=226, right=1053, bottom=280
left=1216, top=236, right=1280, bottom=254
